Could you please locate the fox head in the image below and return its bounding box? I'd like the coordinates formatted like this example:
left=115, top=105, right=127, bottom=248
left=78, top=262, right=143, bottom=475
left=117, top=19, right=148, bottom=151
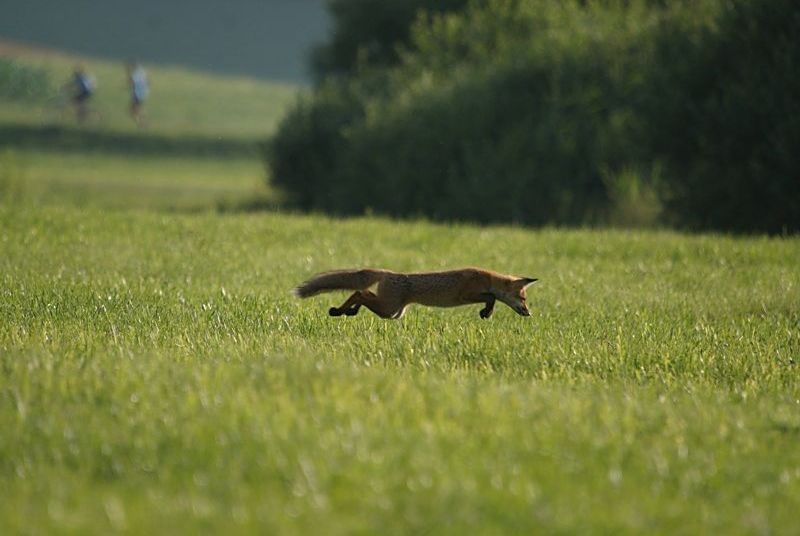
left=497, top=277, right=538, bottom=316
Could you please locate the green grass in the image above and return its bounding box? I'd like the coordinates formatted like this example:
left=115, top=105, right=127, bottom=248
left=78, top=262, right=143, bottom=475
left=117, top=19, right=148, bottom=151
left=1, top=45, right=295, bottom=211
left=1, top=202, right=798, bottom=534
left=2, top=149, right=272, bottom=210
left=2, top=37, right=799, bottom=536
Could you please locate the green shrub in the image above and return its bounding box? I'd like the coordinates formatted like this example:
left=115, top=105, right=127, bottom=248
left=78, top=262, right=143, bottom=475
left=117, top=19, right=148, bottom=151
left=272, top=1, right=660, bottom=225
left=269, top=80, right=368, bottom=209
left=644, top=0, right=800, bottom=233
left=0, top=59, right=52, bottom=101
left=269, top=0, right=798, bottom=233
left=311, top=0, right=473, bottom=82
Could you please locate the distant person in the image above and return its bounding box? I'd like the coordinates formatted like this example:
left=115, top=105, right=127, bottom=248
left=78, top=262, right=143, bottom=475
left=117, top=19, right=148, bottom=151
left=69, top=65, right=95, bottom=123
left=127, top=61, right=149, bottom=127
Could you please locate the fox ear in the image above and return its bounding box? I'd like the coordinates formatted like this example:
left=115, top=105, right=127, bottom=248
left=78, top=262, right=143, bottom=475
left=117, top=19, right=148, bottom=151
left=516, top=277, right=538, bottom=288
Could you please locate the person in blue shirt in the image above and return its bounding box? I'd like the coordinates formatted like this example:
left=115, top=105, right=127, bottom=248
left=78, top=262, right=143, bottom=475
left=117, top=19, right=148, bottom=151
left=70, top=65, right=95, bottom=123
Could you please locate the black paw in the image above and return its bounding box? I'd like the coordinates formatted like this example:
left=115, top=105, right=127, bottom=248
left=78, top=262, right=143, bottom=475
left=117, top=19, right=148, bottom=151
left=479, top=308, right=492, bottom=319
left=344, top=307, right=359, bottom=316
left=329, top=307, right=343, bottom=317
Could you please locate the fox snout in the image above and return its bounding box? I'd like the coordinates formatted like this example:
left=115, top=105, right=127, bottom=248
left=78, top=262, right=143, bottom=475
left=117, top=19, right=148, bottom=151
left=514, top=304, right=530, bottom=316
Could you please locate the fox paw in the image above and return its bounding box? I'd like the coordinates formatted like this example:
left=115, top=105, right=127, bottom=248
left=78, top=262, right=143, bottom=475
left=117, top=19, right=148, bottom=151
left=479, top=308, right=493, bottom=319
left=329, top=307, right=343, bottom=317
left=344, top=308, right=359, bottom=316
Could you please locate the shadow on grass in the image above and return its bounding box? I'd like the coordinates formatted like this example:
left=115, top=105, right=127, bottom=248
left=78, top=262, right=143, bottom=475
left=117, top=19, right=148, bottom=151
left=0, top=123, right=258, bottom=158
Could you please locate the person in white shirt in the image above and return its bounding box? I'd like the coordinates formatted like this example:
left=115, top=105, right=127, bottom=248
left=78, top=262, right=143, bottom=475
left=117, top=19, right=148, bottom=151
left=127, top=61, right=149, bottom=127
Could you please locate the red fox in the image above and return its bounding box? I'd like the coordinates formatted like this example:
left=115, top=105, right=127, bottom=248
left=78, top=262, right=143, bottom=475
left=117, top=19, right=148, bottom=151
left=293, top=268, right=537, bottom=319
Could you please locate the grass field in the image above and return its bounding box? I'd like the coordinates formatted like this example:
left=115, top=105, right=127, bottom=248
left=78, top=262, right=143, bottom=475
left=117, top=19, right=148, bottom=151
left=1, top=148, right=271, bottom=210
left=2, top=40, right=800, bottom=535
left=1, top=200, right=799, bottom=534
left=1, top=42, right=294, bottom=211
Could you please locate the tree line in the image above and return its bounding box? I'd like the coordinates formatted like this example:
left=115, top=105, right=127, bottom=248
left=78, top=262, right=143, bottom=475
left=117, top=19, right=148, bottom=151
left=267, top=0, right=799, bottom=234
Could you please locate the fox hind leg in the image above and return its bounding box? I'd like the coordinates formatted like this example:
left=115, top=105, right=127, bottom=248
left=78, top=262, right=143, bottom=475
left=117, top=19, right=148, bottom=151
left=359, top=290, right=404, bottom=319
left=329, top=306, right=360, bottom=316
left=329, top=290, right=402, bottom=319
left=329, top=292, right=363, bottom=317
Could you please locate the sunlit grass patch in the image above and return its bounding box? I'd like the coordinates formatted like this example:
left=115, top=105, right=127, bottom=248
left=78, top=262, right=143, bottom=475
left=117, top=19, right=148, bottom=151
left=1, top=204, right=798, bottom=533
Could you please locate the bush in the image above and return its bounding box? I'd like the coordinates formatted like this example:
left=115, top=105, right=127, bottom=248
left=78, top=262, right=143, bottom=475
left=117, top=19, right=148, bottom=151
left=311, top=0, right=473, bottom=82
left=645, top=0, right=800, bottom=233
left=0, top=59, right=52, bottom=101
left=269, top=80, right=368, bottom=209
left=269, top=0, right=799, bottom=233
left=272, top=1, right=660, bottom=225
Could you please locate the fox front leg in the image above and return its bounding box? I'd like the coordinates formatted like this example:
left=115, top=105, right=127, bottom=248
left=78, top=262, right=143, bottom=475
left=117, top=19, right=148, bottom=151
left=478, top=293, right=496, bottom=319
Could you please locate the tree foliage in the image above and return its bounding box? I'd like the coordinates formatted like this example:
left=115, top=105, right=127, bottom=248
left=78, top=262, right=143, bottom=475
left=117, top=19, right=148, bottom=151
left=271, top=0, right=800, bottom=233
left=310, top=0, right=472, bottom=82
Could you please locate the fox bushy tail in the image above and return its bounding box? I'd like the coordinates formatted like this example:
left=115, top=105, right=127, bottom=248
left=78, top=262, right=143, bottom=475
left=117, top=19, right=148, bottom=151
left=293, top=269, right=387, bottom=298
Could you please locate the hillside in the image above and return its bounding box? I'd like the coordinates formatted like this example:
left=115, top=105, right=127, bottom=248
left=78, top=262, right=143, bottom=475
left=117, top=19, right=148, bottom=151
left=0, top=44, right=299, bottom=210
left=0, top=40, right=299, bottom=138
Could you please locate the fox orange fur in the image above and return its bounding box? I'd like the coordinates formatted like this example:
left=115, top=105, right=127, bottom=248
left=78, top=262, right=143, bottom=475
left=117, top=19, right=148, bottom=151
left=293, top=268, right=538, bottom=319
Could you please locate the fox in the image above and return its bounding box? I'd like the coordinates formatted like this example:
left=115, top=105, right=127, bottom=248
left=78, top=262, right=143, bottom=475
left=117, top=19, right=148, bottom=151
left=293, top=267, right=538, bottom=319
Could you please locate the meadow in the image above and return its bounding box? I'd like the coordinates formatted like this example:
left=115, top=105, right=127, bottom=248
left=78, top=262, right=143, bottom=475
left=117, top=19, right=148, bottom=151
left=1, top=40, right=295, bottom=210
left=2, top=201, right=799, bottom=534
left=2, top=44, right=800, bottom=535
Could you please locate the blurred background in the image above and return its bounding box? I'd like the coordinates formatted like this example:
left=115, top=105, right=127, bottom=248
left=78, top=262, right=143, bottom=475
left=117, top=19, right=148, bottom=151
left=1, top=0, right=798, bottom=233
left=0, top=0, right=329, bottom=82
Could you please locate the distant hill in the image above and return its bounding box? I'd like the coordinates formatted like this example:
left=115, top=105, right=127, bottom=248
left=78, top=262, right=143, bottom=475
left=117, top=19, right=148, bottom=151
left=0, top=0, right=329, bottom=84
